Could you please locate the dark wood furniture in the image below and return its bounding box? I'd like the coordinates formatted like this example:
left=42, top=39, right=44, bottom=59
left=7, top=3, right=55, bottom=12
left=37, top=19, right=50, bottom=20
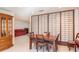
left=0, top=13, right=13, bottom=51
left=75, top=33, right=79, bottom=52
left=68, top=33, right=79, bottom=52
left=15, top=28, right=28, bottom=37
left=29, top=33, right=58, bottom=52
left=44, top=34, right=60, bottom=52
left=68, top=40, right=75, bottom=51
left=0, top=35, right=13, bottom=51
left=29, top=32, right=37, bottom=49
left=75, top=40, right=79, bottom=52
left=36, top=34, right=46, bottom=52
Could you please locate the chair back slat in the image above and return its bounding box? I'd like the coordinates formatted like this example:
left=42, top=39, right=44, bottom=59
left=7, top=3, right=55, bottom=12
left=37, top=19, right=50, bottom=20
left=55, top=33, right=60, bottom=42
left=76, top=33, right=79, bottom=39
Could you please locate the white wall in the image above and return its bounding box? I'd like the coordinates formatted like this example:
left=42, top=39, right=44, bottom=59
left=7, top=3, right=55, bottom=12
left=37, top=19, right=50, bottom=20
left=14, top=20, right=29, bottom=29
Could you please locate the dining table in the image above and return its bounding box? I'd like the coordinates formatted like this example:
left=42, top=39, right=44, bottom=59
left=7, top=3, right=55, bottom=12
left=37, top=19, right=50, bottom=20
left=29, top=34, right=57, bottom=52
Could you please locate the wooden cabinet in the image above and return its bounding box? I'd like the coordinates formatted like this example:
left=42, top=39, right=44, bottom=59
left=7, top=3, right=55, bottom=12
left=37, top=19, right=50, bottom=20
left=0, top=13, right=13, bottom=51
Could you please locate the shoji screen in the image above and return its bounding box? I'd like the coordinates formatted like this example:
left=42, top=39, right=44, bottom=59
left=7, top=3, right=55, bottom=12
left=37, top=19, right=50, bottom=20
left=61, top=10, right=74, bottom=42
left=49, top=13, right=60, bottom=37
left=31, top=16, right=38, bottom=34
left=39, top=14, right=48, bottom=34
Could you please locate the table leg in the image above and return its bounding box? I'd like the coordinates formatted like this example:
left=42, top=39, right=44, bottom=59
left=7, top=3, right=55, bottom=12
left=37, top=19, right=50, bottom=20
left=53, top=41, right=57, bottom=52
left=68, top=44, right=71, bottom=51
left=29, top=39, right=32, bottom=49
left=36, top=42, right=38, bottom=52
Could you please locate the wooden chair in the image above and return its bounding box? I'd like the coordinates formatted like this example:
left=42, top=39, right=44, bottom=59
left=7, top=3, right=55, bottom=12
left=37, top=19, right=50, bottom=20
left=68, top=40, right=75, bottom=51
left=29, top=32, right=37, bottom=49
left=54, top=34, right=60, bottom=52
left=68, top=33, right=79, bottom=52
left=36, top=34, right=46, bottom=52
left=45, top=34, right=60, bottom=52
left=75, top=33, right=79, bottom=52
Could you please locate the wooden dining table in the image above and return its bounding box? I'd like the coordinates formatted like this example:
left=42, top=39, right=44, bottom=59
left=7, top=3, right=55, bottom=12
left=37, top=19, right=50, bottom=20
left=29, top=34, right=57, bottom=51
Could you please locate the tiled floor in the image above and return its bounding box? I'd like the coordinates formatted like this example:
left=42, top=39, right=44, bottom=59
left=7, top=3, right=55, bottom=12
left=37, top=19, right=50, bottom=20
left=3, top=35, right=76, bottom=52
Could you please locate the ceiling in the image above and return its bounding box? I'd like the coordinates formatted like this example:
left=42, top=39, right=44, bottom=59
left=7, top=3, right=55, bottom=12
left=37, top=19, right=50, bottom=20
left=0, top=7, right=78, bottom=21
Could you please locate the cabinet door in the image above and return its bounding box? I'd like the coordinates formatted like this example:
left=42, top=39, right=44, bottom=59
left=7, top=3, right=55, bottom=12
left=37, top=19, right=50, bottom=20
left=31, top=16, right=39, bottom=34
left=8, top=17, right=13, bottom=35
left=1, top=16, right=6, bottom=34
left=39, top=15, right=48, bottom=34
left=49, top=13, right=60, bottom=36
left=61, top=11, right=74, bottom=42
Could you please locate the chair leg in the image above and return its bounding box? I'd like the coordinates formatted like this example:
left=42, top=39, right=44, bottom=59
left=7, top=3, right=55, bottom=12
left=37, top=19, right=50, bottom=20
left=55, top=45, right=58, bottom=52
left=68, top=44, right=70, bottom=51
left=43, top=45, right=44, bottom=52
left=75, top=45, right=76, bottom=52
left=47, top=44, right=49, bottom=52
left=36, top=46, right=38, bottom=52
left=68, top=46, right=71, bottom=51
left=53, top=43, right=58, bottom=52
left=29, top=39, right=32, bottom=49
left=36, top=42, right=38, bottom=52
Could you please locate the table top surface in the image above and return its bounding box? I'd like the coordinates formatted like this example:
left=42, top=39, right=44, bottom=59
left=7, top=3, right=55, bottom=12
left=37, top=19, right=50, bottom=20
left=30, top=34, right=57, bottom=41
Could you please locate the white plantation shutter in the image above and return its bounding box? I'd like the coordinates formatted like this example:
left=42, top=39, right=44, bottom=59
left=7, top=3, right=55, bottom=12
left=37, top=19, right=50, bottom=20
left=61, top=11, right=74, bottom=42
left=39, top=15, right=48, bottom=34
left=39, top=15, right=42, bottom=34
left=31, top=16, right=38, bottom=34
left=49, top=13, right=60, bottom=36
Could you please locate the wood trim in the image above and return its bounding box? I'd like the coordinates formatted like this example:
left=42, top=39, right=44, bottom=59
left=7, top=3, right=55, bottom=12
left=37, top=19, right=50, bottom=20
left=73, top=10, right=75, bottom=41
left=0, top=13, right=13, bottom=17
left=47, top=14, right=49, bottom=32
left=6, top=16, right=8, bottom=34
left=60, top=12, right=61, bottom=41
left=0, top=15, right=2, bottom=33
left=11, top=16, right=13, bottom=35
left=31, top=16, right=32, bottom=32
left=38, top=15, right=39, bottom=34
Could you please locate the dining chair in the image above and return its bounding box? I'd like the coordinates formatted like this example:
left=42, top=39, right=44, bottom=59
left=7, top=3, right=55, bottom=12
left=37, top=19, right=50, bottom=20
left=68, top=33, right=79, bottom=52
left=29, top=32, right=37, bottom=49
left=68, top=40, right=75, bottom=51
left=36, top=34, right=46, bottom=52
left=43, top=32, right=50, bottom=51
left=45, top=34, right=60, bottom=52
left=75, top=33, right=79, bottom=52
left=54, top=34, right=60, bottom=52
